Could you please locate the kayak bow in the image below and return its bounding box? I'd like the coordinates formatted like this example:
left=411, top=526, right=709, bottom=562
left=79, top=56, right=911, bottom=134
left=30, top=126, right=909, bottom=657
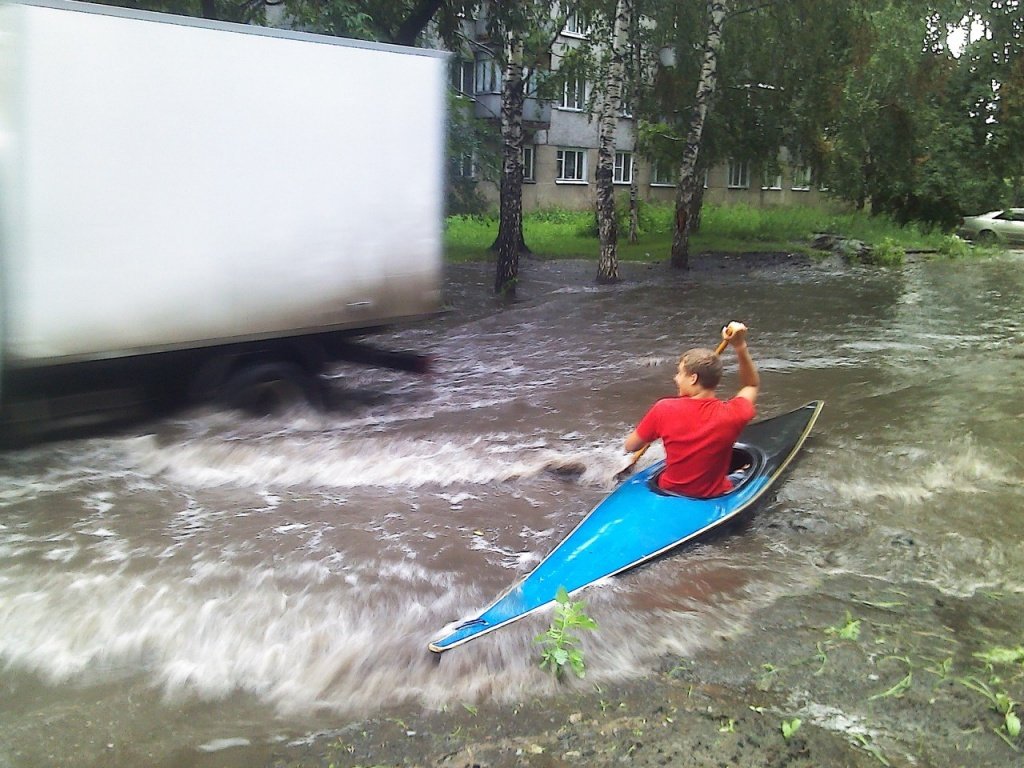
left=429, top=401, right=823, bottom=653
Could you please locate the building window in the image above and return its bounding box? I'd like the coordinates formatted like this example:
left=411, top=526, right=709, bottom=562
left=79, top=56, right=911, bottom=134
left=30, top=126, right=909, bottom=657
left=614, top=151, right=633, bottom=184
left=651, top=161, right=675, bottom=186
left=523, top=145, right=535, bottom=182
left=791, top=166, right=812, bottom=191
left=556, top=148, right=587, bottom=183
left=560, top=77, right=586, bottom=110
left=563, top=12, right=588, bottom=37
left=452, top=151, right=475, bottom=179
left=475, top=57, right=500, bottom=94
left=524, top=69, right=539, bottom=98
left=762, top=169, right=782, bottom=190
left=728, top=160, right=750, bottom=189
left=619, top=87, right=634, bottom=117
left=450, top=59, right=474, bottom=96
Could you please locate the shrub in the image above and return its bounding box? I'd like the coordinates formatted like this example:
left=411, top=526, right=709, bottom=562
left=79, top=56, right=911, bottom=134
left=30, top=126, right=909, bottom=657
left=938, top=235, right=973, bottom=259
left=865, top=237, right=906, bottom=266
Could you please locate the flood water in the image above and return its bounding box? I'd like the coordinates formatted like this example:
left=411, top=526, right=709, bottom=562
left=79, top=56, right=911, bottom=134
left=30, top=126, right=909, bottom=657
left=1, top=253, right=1022, bottom=766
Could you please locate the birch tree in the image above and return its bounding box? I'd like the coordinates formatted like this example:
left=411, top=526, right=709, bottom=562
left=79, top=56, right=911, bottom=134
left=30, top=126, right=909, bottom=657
left=670, top=0, right=728, bottom=270
left=595, top=0, right=632, bottom=283
left=489, top=2, right=577, bottom=297
left=493, top=29, right=528, bottom=295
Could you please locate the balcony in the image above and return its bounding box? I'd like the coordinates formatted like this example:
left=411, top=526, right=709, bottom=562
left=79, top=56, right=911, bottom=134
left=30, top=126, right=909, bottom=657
left=473, top=93, right=551, bottom=128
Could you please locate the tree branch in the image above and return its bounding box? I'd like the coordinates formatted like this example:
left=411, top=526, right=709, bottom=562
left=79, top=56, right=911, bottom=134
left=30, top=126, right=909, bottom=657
left=391, top=0, right=446, bottom=46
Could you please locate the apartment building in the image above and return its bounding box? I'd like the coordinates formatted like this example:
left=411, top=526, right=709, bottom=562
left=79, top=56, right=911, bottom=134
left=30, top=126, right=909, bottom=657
left=447, top=12, right=825, bottom=212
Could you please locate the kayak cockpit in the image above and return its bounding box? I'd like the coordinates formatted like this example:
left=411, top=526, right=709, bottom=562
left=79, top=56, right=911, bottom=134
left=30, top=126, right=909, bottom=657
left=647, top=444, right=765, bottom=499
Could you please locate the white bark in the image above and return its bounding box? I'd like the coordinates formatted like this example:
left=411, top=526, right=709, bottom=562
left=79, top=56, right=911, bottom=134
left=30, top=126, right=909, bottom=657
left=671, top=0, right=728, bottom=269
left=596, top=0, right=632, bottom=283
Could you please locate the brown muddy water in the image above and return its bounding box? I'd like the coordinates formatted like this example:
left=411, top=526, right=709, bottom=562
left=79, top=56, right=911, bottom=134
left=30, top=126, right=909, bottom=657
left=1, top=253, right=1022, bottom=768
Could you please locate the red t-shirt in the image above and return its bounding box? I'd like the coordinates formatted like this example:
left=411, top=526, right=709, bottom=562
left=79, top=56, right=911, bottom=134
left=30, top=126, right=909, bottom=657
left=635, top=396, right=755, bottom=498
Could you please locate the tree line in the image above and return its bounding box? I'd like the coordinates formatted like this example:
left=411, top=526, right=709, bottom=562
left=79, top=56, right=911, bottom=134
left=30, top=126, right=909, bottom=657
left=98, top=0, right=1023, bottom=295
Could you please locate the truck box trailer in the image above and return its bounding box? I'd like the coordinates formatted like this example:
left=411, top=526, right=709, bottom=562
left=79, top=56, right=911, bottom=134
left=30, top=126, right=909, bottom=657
left=0, top=0, right=447, bottom=439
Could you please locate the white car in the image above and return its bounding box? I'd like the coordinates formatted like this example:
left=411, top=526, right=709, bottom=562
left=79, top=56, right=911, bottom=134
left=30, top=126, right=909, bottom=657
left=957, top=208, right=1024, bottom=245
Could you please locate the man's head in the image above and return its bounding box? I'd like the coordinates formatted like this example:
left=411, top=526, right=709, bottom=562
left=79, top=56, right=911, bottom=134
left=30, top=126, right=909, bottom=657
left=674, top=348, right=723, bottom=395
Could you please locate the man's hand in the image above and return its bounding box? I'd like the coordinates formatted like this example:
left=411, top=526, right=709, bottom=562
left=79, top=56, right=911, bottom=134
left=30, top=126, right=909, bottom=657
left=723, top=321, right=748, bottom=349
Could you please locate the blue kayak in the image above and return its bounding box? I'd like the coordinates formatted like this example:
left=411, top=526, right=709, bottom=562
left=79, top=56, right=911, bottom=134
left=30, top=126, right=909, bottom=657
left=429, top=401, right=824, bottom=653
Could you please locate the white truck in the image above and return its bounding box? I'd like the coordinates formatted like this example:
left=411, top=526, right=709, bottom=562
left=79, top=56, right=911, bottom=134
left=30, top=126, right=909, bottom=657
left=0, top=0, right=447, bottom=439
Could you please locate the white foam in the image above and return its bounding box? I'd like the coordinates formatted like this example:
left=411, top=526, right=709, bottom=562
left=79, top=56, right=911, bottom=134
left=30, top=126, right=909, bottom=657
left=197, top=737, right=251, bottom=752
left=122, top=431, right=637, bottom=492
left=831, top=438, right=1016, bottom=506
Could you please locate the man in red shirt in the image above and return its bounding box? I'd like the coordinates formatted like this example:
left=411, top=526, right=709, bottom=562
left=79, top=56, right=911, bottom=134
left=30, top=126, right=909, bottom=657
left=624, top=322, right=760, bottom=498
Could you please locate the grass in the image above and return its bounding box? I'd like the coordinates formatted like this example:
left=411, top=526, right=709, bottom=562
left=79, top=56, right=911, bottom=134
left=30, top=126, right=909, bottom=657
left=444, top=202, right=982, bottom=264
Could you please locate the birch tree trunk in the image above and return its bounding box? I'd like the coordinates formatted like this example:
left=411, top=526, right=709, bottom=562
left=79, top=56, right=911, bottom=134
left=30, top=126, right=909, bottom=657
left=595, top=0, right=632, bottom=284
left=493, top=35, right=526, bottom=297
left=670, top=0, right=728, bottom=270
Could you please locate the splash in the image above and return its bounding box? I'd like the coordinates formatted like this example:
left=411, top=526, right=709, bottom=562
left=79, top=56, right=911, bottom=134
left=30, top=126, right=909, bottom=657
left=830, top=438, right=1017, bottom=505
left=123, top=431, right=651, bottom=491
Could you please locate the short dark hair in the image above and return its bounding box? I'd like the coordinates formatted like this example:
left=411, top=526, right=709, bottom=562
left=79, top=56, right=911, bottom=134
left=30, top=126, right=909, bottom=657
left=681, top=348, right=723, bottom=389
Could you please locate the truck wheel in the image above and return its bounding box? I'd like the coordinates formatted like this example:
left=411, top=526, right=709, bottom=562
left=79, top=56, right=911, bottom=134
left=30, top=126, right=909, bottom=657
left=977, top=230, right=997, bottom=244
left=219, top=361, right=324, bottom=415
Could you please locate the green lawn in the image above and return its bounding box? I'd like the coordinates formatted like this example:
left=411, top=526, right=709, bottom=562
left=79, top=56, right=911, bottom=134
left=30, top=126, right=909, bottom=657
left=444, top=203, right=975, bottom=264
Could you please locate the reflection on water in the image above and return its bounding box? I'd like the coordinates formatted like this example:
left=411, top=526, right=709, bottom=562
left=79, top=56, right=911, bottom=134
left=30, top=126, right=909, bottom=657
left=1, top=255, right=1023, bottom=764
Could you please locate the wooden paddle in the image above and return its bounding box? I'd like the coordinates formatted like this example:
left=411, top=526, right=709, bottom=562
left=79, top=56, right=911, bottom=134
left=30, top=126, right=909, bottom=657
left=614, top=326, right=736, bottom=482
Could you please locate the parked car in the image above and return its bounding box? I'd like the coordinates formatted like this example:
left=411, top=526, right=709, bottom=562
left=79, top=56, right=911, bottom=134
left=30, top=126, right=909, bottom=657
left=957, top=208, right=1024, bottom=245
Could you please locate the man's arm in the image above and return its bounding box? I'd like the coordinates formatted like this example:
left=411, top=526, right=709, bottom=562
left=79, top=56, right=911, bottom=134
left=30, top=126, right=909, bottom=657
left=725, top=322, right=760, bottom=405
left=624, top=429, right=650, bottom=453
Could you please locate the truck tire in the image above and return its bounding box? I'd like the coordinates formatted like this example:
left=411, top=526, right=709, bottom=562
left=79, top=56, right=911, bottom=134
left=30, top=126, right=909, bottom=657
left=218, top=361, right=325, bottom=415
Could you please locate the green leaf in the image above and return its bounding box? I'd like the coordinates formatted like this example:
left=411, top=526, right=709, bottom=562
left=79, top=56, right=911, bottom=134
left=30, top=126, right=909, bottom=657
left=781, top=718, right=802, bottom=741
left=869, top=671, right=912, bottom=700
left=992, top=692, right=1016, bottom=715
left=1006, top=710, right=1021, bottom=739
left=974, top=646, right=1024, bottom=666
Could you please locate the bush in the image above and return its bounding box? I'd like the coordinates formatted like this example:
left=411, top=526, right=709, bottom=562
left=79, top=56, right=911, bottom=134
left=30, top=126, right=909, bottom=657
left=573, top=197, right=669, bottom=239
left=864, top=237, right=906, bottom=266
left=938, top=235, right=972, bottom=259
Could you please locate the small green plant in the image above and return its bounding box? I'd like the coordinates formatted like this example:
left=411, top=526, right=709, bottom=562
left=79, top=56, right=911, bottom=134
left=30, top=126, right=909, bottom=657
left=825, top=611, right=862, bottom=641
left=758, top=663, right=779, bottom=690
left=957, top=674, right=1022, bottom=747
left=781, top=718, right=802, bottom=741
left=869, top=669, right=913, bottom=700
left=535, top=586, right=598, bottom=680
left=814, top=642, right=830, bottom=675
left=959, top=676, right=1016, bottom=715
left=854, top=733, right=893, bottom=766
left=925, top=656, right=954, bottom=680
left=974, top=646, right=1024, bottom=667
left=869, top=656, right=914, bottom=701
